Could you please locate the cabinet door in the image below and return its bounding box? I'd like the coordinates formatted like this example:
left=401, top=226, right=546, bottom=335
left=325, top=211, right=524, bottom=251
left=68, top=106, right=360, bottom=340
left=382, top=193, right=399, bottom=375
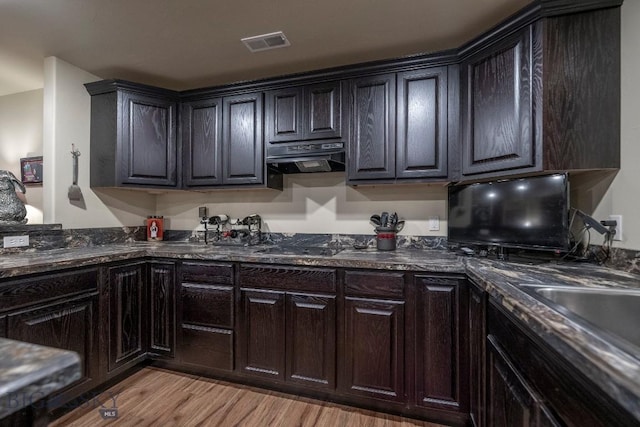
left=462, top=25, right=536, bottom=176
left=265, top=87, right=304, bottom=143
left=222, top=93, right=264, bottom=185
left=149, top=262, right=175, bottom=358
left=397, top=67, right=448, bottom=179
left=469, top=283, right=486, bottom=427
left=305, top=81, right=342, bottom=140
left=7, top=294, right=100, bottom=400
left=286, top=293, right=336, bottom=390
left=120, top=91, right=178, bottom=186
left=487, top=337, right=538, bottom=427
left=108, top=263, right=147, bottom=373
left=348, top=74, right=396, bottom=181
left=182, top=98, right=223, bottom=187
left=238, top=289, right=285, bottom=380
left=342, top=297, right=404, bottom=402
left=415, top=277, right=467, bottom=412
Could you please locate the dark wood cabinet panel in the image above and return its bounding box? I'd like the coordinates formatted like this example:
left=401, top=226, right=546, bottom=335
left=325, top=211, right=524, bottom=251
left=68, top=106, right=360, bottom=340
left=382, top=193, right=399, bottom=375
left=415, top=277, right=467, bottom=412
left=0, top=315, right=5, bottom=337
left=180, top=324, right=234, bottom=372
left=121, top=92, right=178, bottom=186
left=181, top=284, right=234, bottom=329
left=222, top=93, right=264, bottom=185
left=7, top=294, right=100, bottom=402
left=396, top=67, right=448, bottom=179
left=462, top=26, right=536, bottom=176
left=239, top=264, right=336, bottom=293
left=85, top=81, right=179, bottom=188
left=108, top=262, right=147, bottom=373
left=306, top=81, right=342, bottom=140
left=342, top=297, right=404, bottom=402
left=486, top=337, right=536, bottom=427
left=348, top=73, right=396, bottom=181
left=182, top=98, right=223, bottom=187
left=148, top=262, right=175, bottom=358
left=237, top=289, right=286, bottom=380
left=286, top=293, right=336, bottom=390
left=181, top=262, right=234, bottom=285
left=344, top=270, right=404, bottom=299
left=265, top=81, right=341, bottom=145
left=265, top=87, right=304, bottom=143
left=469, top=282, right=486, bottom=427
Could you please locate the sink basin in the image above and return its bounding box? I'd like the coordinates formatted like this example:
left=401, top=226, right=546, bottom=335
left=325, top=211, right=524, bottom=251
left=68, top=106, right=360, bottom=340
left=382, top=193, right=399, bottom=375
left=520, top=284, right=640, bottom=355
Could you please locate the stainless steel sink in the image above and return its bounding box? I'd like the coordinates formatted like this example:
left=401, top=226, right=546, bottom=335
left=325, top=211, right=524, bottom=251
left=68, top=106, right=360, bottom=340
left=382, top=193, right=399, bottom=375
left=520, top=284, right=640, bottom=354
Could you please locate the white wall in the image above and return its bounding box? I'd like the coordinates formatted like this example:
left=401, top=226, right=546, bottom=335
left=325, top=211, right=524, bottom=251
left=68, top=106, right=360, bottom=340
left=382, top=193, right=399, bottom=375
left=0, top=89, right=44, bottom=224
left=585, top=0, right=640, bottom=250
left=156, top=174, right=447, bottom=235
left=42, top=57, right=155, bottom=228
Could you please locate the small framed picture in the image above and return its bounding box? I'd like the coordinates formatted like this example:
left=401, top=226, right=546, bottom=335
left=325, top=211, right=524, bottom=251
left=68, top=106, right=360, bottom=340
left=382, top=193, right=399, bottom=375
left=20, top=156, right=43, bottom=185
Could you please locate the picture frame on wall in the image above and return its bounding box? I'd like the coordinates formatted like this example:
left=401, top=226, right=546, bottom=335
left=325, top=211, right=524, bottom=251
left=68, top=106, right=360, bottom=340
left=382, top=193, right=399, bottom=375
left=20, top=156, right=43, bottom=185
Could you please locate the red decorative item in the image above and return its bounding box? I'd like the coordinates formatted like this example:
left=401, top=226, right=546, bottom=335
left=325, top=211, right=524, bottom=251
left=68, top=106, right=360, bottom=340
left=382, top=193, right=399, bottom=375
left=147, top=216, right=164, bottom=241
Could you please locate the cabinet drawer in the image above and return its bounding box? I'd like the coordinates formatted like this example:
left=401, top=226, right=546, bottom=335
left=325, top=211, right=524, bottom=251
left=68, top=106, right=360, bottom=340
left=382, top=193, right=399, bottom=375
left=181, top=262, right=234, bottom=285
left=344, top=270, right=405, bottom=298
left=239, top=264, right=336, bottom=293
left=0, top=269, right=98, bottom=312
left=181, top=283, right=233, bottom=328
left=181, top=324, right=233, bottom=371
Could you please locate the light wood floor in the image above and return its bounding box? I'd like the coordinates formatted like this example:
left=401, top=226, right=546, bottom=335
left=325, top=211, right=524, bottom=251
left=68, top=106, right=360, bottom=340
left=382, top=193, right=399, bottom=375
left=50, top=367, right=448, bottom=427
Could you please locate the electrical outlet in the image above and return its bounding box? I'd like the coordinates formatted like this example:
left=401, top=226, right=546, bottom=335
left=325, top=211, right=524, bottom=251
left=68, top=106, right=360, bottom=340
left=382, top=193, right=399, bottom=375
left=3, top=235, right=29, bottom=248
left=428, top=216, right=440, bottom=231
left=609, top=215, right=622, bottom=241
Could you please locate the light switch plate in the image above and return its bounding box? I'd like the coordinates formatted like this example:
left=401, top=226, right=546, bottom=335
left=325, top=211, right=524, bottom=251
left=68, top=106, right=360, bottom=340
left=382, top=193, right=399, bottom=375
left=3, top=235, right=29, bottom=248
left=428, top=216, right=440, bottom=231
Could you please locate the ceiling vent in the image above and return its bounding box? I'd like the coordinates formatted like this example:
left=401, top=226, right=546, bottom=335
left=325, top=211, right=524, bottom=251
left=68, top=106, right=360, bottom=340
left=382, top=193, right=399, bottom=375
left=241, top=31, right=291, bottom=53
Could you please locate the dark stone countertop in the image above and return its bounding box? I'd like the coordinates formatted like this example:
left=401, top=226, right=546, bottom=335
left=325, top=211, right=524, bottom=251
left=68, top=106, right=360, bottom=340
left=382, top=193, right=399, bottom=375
left=1, top=242, right=639, bottom=421
left=0, top=338, right=81, bottom=419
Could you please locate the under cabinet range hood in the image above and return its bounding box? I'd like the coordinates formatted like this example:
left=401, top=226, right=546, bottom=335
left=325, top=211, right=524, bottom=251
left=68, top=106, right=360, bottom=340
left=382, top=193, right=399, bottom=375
left=266, top=141, right=345, bottom=174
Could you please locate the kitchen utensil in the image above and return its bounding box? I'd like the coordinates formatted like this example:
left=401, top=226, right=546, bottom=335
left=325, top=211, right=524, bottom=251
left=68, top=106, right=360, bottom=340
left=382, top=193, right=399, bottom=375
left=394, top=220, right=405, bottom=233
left=380, top=212, right=389, bottom=228
left=389, top=212, right=398, bottom=228
left=370, top=214, right=381, bottom=226
left=68, top=144, right=82, bottom=201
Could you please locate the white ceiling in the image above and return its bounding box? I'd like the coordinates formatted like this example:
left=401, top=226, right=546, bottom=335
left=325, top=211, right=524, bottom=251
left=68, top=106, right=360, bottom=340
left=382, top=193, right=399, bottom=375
left=0, top=0, right=531, bottom=96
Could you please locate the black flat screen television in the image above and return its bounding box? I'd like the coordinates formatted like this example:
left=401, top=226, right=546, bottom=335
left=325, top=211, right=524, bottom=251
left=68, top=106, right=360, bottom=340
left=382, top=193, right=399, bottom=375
left=448, top=174, right=570, bottom=251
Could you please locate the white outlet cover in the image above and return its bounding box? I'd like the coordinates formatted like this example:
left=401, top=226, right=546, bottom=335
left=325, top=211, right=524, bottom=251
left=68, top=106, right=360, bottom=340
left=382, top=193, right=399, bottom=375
left=3, top=235, right=29, bottom=248
left=428, top=216, right=440, bottom=231
left=609, top=215, right=622, bottom=241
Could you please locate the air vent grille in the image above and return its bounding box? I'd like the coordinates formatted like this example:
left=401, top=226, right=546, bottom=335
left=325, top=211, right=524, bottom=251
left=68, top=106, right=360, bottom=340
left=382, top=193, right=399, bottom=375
left=241, top=31, right=291, bottom=52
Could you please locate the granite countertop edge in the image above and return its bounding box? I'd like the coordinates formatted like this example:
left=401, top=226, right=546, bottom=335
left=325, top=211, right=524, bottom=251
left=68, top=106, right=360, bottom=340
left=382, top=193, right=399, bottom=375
left=0, top=338, right=81, bottom=419
left=1, top=242, right=639, bottom=421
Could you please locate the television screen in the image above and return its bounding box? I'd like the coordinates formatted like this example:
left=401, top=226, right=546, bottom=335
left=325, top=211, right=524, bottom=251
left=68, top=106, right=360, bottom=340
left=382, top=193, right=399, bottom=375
left=448, top=174, right=570, bottom=251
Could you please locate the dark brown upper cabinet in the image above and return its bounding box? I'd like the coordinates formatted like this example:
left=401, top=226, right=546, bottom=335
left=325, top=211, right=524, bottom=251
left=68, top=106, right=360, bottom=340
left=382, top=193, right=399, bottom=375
left=347, top=67, right=452, bottom=184
left=396, top=67, right=450, bottom=180
left=461, top=7, right=621, bottom=180
left=222, top=92, right=265, bottom=186
left=347, top=73, right=397, bottom=181
left=265, top=81, right=341, bottom=144
left=182, top=98, right=223, bottom=187
left=85, top=80, right=179, bottom=188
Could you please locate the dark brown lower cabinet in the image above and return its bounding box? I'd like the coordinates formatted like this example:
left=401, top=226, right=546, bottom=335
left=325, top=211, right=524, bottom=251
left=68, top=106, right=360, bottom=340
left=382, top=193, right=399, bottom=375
left=414, top=276, right=468, bottom=413
left=285, top=293, right=336, bottom=390
left=108, top=262, right=147, bottom=374
left=148, top=262, right=175, bottom=358
left=485, top=300, right=639, bottom=427
left=178, top=262, right=235, bottom=372
left=7, top=293, right=100, bottom=404
left=237, top=288, right=286, bottom=380
left=469, top=282, right=486, bottom=427
left=486, top=336, right=559, bottom=427
left=342, top=297, right=405, bottom=402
